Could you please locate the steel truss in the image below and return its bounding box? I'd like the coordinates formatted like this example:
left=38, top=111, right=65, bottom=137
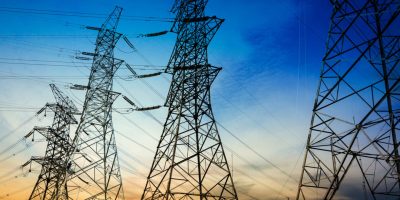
left=142, top=0, right=238, bottom=199
left=65, top=6, right=125, bottom=200
left=297, top=0, right=400, bottom=199
left=25, top=84, right=79, bottom=200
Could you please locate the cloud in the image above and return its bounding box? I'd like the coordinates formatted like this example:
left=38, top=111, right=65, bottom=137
left=213, top=0, right=301, bottom=95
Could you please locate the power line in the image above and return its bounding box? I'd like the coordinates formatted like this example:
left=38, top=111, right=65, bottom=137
left=0, top=75, right=90, bottom=79
left=122, top=39, right=298, bottom=188
left=223, top=145, right=287, bottom=197
left=0, top=5, right=296, bottom=195
left=0, top=33, right=169, bottom=39
left=0, top=115, right=36, bottom=143
left=115, top=130, right=154, bottom=153
left=0, top=34, right=96, bottom=38
left=208, top=51, right=309, bottom=194
left=69, top=55, right=287, bottom=198
left=0, top=137, right=27, bottom=157
left=0, top=57, right=165, bottom=70
left=0, top=74, right=156, bottom=81
left=126, top=62, right=298, bottom=186
left=0, top=184, right=36, bottom=199
left=0, top=142, right=34, bottom=164
left=2, top=38, right=79, bottom=53
left=0, top=6, right=174, bottom=22
left=0, top=61, right=90, bottom=68
left=217, top=92, right=295, bottom=145
left=0, top=57, right=89, bottom=64
left=115, top=80, right=165, bottom=126
left=117, top=77, right=285, bottom=197
left=114, top=83, right=288, bottom=196
left=118, top=145, right=151, bottom=168
left=0, top=110, right=40, bottom=112
left=217, top=121, right=298, bottom=183
left=0, top=166, right=23, bottom=182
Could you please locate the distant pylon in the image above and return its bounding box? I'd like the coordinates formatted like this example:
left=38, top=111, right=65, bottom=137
left=24, top=84, right=79, bottom=200
left=65, top=6, right=125, bottom=199
left=141, top=0, right=238, bottom=199
left=297, top=0, right=400, bottom=199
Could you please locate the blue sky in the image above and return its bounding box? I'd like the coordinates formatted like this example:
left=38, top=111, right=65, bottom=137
left=0, top=0, right=349, bottom=199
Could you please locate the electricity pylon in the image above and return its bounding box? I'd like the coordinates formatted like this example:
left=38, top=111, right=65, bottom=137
left=297, top=0, right=400, bottom=199
left=65, top=6, right=125, bottom=199
left=23, top=84, right=79, bottom=200
left=142, top=0, right=238, bottom=199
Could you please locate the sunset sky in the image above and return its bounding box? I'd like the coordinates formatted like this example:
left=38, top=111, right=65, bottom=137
left=0, top=0, right=343, bottom=199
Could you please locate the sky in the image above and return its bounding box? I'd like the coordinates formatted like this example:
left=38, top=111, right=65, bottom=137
left=0, top=0, right=343, bottom=199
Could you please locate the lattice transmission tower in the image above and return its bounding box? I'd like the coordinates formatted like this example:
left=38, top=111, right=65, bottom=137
left=297, top=0, right=400, bottom=199
left=65, top=6, right=125, bottom=199
left=23, top=84, right=79, bottom=200
left=142, top=0, right=238, bottom=199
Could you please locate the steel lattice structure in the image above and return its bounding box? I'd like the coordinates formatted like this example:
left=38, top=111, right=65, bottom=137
left=65, top=6, right=125, bottom=199
left=24, top=84, right=79, bottom=200
left=297, top=0, right=400, bottom=199
left=142, top=0, right=238, bottom=199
